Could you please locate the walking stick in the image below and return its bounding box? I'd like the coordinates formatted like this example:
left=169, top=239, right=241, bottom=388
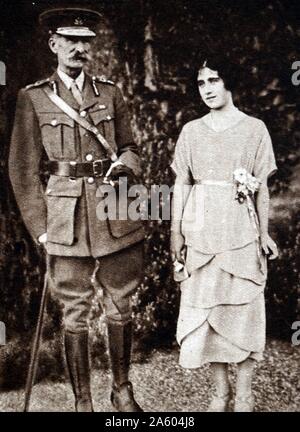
left=23, top=254, right=49, bottom=412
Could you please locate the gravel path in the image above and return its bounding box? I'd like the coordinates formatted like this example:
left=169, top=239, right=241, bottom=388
left=0, top=338, right=299, bottom=412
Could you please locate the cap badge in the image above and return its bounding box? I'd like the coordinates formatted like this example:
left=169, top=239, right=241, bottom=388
left=74, top=17, right=84, bottom=26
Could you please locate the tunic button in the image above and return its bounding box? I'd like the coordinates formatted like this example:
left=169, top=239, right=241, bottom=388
left=87, top=177, right=95, bottom=184
left=46, top=189, right=52, bottom=195
left=51, top=119, right=57, bottom=126
left=80, top=110, right=87, bottom=117
left=106, top=115, right=112, bottom=121
left=85, top=154, right=93, bottom=162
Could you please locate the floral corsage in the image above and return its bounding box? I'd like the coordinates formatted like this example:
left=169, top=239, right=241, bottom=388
left=233, top=168, right=264, bottom=266
left=233, top=168, right=261, bottom=203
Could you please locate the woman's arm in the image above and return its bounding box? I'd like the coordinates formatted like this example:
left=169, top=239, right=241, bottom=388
left=253, top=123, right=278, bottom=260
left=171, top=182, right=192, bottom=232
left=170, top=181, right=192, bottom=261
left=256, top=181, right=278, bottom=259
left=170, top=124, right=193, bottom=261
left=256, top=182, right=269, bottom=237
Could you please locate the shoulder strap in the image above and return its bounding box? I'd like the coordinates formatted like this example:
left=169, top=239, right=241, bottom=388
left=25, top=78, right=51, bottom=91
left=93, top=75, right=115, bottom=85
left=43, top=86, right=118, bottom=162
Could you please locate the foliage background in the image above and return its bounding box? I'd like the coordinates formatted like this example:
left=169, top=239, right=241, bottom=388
left=0, top=0, right=299, bottom=389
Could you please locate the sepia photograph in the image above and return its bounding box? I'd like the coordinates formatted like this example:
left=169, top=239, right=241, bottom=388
left=0, top=0, right=299, bottom=415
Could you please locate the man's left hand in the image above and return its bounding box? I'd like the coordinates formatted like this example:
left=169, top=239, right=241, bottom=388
left=104, top=161, right=137, bottom=187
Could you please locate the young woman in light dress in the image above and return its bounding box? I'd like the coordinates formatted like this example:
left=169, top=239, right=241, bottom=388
left=170, top=56, right=278, bottom=412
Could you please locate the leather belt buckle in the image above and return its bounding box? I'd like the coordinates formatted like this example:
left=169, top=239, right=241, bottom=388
left=69, top=161, right=77, bottom=180
left=93, top=159, right=104, bottom=177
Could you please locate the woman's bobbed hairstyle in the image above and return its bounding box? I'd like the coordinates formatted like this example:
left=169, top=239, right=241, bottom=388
left=197, top=53, right=243, bottom=93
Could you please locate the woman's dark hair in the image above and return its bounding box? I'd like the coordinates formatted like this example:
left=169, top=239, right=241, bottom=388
left=196, top=52, right=243, bottom=92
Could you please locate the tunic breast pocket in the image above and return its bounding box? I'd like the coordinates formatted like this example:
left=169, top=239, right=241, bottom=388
left=89, top=108, right=117, bottom=151
left=38, top=113, right=76, bottom=159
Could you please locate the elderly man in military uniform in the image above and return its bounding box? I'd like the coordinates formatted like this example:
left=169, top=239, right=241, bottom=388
left=9, top=8, right=145, bottom=412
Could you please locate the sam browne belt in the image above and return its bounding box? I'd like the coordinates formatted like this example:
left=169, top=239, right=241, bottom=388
left=46, top=159, right=111, bottom=178
left=43, top=86, right=118, bottom=162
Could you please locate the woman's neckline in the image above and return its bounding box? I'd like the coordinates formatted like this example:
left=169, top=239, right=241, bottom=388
left=201, top=111, right=249, bottom=133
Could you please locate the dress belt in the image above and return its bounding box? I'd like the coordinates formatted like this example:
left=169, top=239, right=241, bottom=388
left=193, top=179, right=233, bottom=186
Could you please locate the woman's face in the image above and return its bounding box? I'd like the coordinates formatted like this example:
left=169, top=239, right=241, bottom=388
left=197, top=67, right=231, bottom=109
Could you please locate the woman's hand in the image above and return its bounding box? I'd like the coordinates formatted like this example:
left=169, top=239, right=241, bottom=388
left=261, top=233, right=278, bottom=260
left=171, top=231, right=186, bottom=262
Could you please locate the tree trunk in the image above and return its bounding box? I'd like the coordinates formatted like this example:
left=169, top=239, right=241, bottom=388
left=144, top=16, right=159, bottom=91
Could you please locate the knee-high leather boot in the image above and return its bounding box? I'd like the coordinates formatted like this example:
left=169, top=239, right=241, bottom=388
left=64, top=331, right=94, bottom=412
left=107, top=320, right=143, bottom=412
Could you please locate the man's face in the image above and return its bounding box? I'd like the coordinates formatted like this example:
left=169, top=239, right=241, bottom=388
left=49, top=35, right=92, bottom=72
left=197, top=67, right=231, bottom=109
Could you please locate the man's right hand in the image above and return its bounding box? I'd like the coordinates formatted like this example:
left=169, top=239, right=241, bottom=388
left=38, top=233, right=47, bottom=244
left=170, top=231, right=186, bottom=262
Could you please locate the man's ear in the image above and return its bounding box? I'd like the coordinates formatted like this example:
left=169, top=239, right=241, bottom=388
left=48, top=35, right=58, bottom=54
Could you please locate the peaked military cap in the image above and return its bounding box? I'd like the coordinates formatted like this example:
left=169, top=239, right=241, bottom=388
left=39, top=7, right=102, bottom=37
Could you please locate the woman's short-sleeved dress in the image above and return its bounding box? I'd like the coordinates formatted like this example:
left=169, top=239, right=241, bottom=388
left=171, top=114, right=277, bottom=367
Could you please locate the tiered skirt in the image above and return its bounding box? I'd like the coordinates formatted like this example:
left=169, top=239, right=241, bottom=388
left=177, top=241, right=267, bottom=367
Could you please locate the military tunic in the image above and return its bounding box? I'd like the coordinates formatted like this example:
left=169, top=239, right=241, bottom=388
left=9, top=71, right=144, bottom=258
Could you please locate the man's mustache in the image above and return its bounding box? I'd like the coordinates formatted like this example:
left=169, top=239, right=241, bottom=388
left=71, top=52, right=92, bottom=62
